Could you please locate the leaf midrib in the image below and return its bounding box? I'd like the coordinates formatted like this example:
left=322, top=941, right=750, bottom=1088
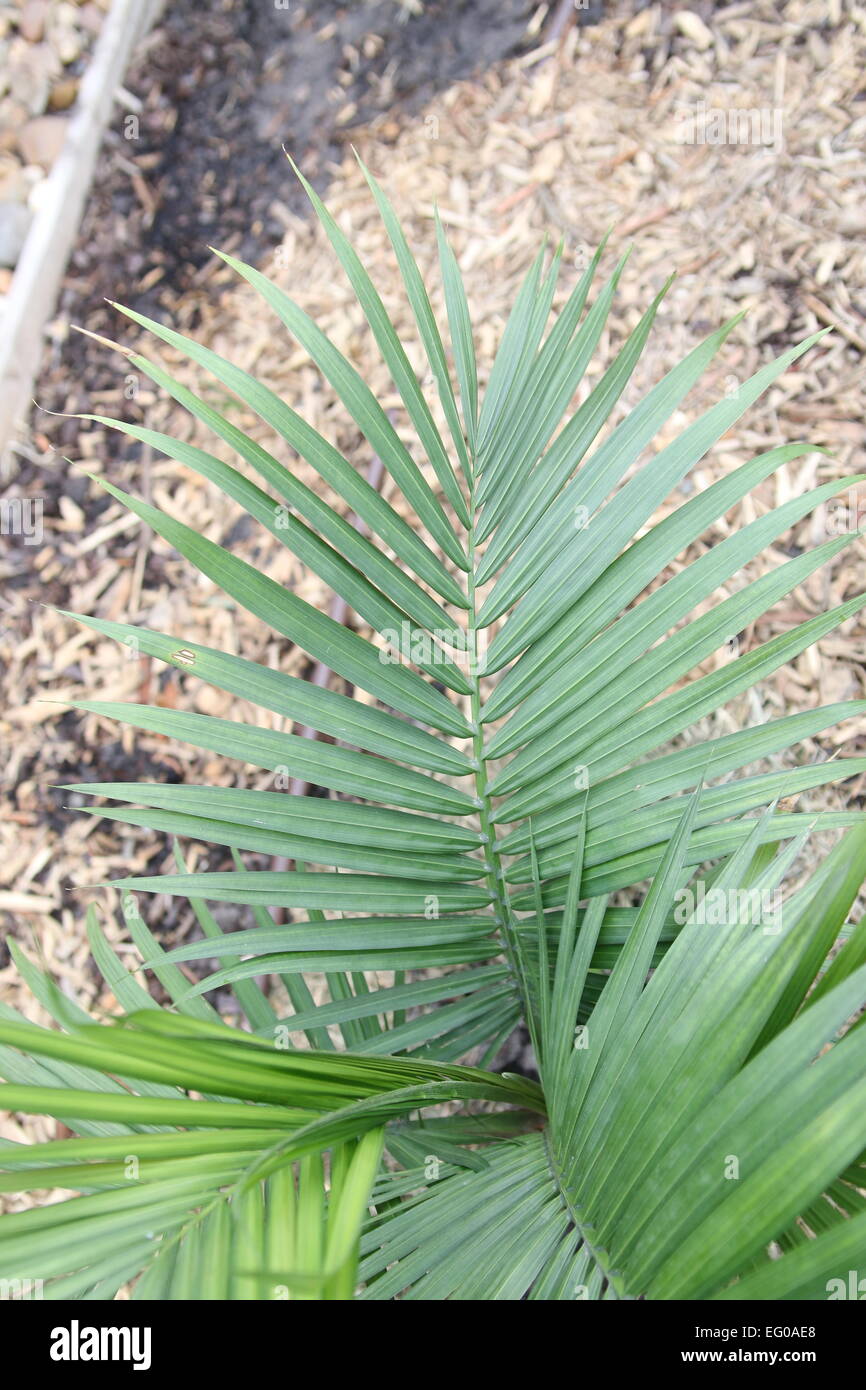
left=469, top=474, right=630, bottom=1299
left=466, top=485, right=522, bottom=992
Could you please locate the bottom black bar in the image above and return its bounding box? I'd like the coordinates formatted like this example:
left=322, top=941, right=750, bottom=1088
left=4, top=1296, right=861, bottom=1375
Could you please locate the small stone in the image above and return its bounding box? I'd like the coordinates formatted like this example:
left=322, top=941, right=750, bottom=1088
left=838, top=207, right=866, bottom=236
left=0, top=97, right=29, bottom=149
left=0, top=200, right=32, bottom=267
left=27, top=171, right=51, bottom=212
left=0, top=153, right=27, bottom=201
left=674, top=10, right=714, bottom=50
left=18, top=1, right=48, bottom=43
left=8, top=38, right=59, bottom=114
left=48, top=76, right=78, bottom=110
left=18, top=113, right=68, bottom=168
left=47, top=2, right=82, bottom=65
left=77, top=4, right=103, bottom=36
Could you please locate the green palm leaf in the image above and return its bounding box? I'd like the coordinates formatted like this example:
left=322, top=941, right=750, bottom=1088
left=5, top=161, right=865, bottom=1298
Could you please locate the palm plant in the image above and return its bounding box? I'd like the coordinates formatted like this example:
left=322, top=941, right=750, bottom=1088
left=2, top=160, right=866, bottom=1299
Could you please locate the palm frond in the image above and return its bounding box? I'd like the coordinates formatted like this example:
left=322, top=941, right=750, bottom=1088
left=360, top=821, right=866, bottom=1299
left=5, top=160, right=865, bottom=1299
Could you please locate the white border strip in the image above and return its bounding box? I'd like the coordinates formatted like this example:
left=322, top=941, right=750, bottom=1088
left=0, top=0, right=165, bottom=474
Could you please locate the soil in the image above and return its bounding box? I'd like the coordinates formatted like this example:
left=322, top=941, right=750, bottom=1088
left=33, top=0, right=546, bottom=457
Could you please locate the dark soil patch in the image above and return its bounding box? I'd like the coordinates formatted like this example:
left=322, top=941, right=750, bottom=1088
left=33, top=0, right=542, bottom=465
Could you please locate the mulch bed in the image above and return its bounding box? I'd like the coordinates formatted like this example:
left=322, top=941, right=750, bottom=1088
left=2, top=0, right=866, bottom=1168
